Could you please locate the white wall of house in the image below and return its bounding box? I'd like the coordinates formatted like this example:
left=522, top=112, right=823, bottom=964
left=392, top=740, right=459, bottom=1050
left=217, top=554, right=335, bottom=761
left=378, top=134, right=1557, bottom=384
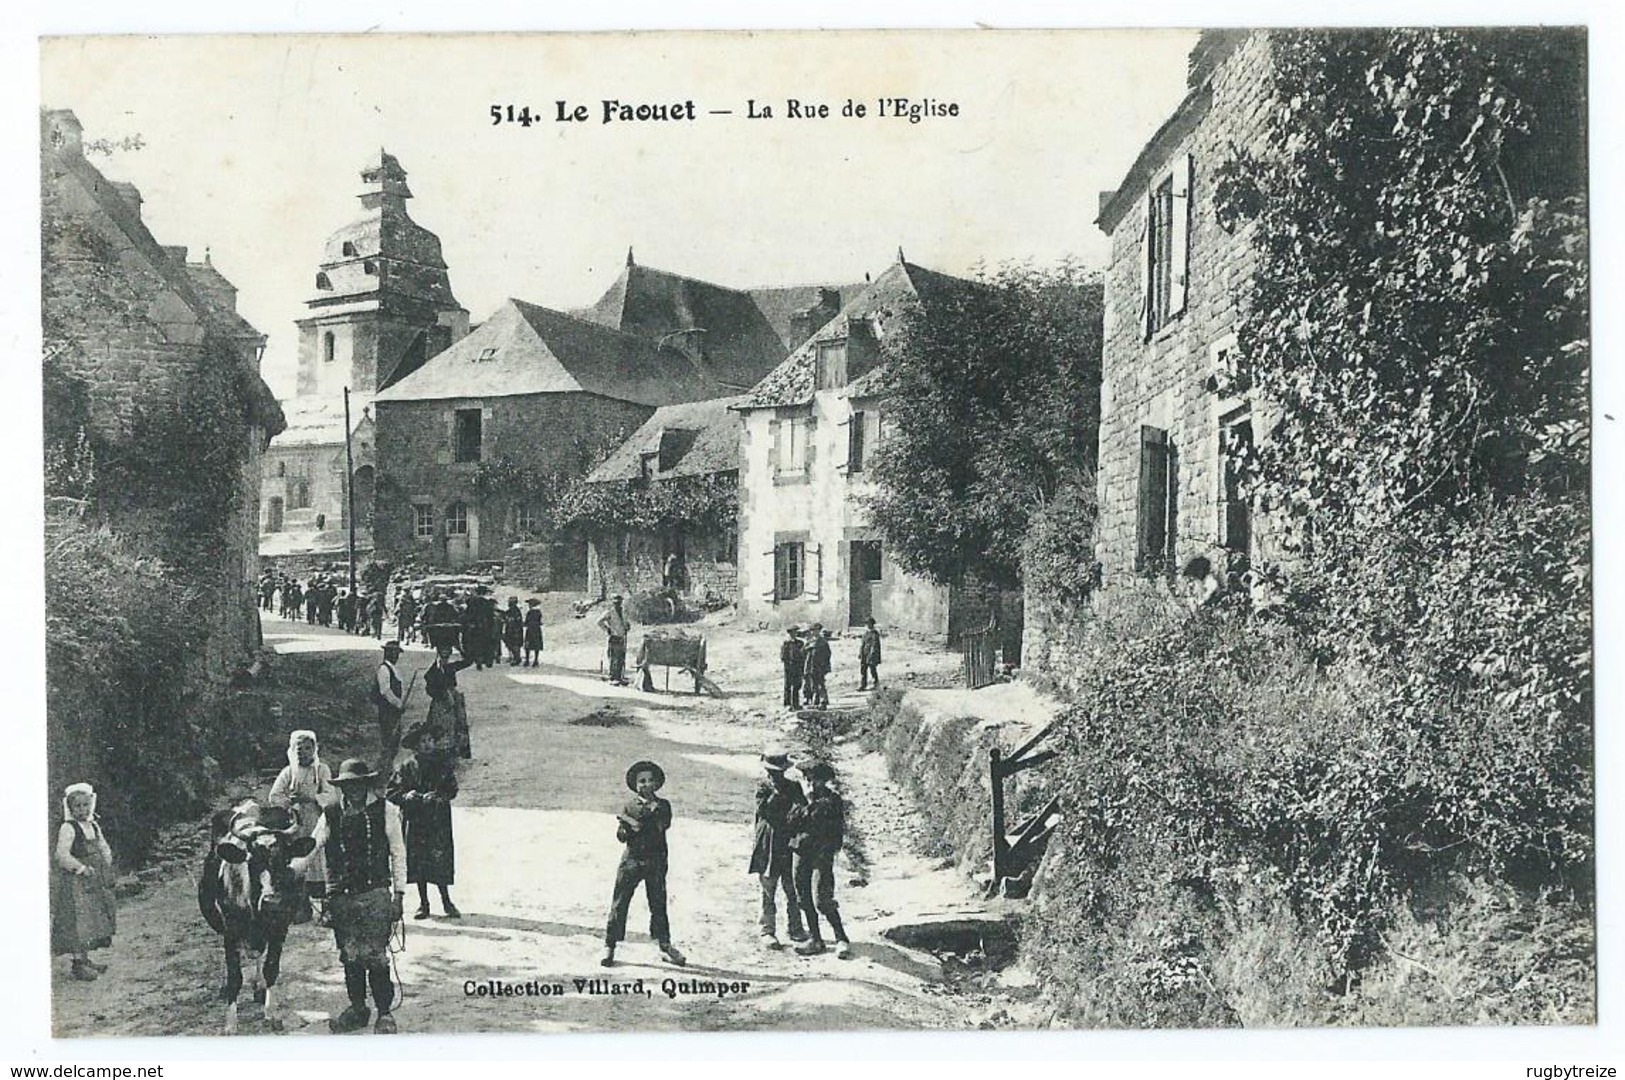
left=736, top=389, right=950, bottom=639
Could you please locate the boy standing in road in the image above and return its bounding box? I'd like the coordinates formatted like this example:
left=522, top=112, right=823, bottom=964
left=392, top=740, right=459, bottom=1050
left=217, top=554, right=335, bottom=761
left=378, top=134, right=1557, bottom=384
left=788, top=760, right=851, bottom=958
left=780, top=626, right=805, bottom=709
left=749, top=752, right=807, bottom=948
left=602, top=760, right=687, bottom=968
left=858, top=618, right=882, bottom=690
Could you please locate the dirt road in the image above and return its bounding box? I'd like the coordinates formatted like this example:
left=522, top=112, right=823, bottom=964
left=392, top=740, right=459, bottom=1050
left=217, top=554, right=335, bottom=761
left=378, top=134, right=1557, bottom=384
left=52, top=620, right=985, bottom=1037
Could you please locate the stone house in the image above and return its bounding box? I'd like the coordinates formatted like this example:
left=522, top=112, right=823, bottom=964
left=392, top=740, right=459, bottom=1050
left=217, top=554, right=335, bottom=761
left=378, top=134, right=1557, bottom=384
left=371, top=298, right=723, bottom=574
left=731, top=256, right=989, bottom=642
left=42, top=107, right=286, bottom=806
left=370, top=243, right=859, bottom=578
left=261, top=150, right=469, bottom=548
left=1091, top=31, right=1273, bottom=595
left=42, top=108, right=284, bottom=644
left=574, top=396, right=743, bottom=601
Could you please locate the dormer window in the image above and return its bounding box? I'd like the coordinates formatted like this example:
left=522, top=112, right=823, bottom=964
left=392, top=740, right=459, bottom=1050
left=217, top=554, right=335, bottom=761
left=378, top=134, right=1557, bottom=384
left=315, top=272, right=332, bottom=290
left=815, top=340, right=848, bottom=390
left=342, top=242, right=358, bottom=257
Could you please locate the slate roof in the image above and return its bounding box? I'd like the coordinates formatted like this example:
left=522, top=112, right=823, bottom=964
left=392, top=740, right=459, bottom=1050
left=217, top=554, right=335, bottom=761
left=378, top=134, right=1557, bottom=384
left=43, top=109, right=285, bottom=436
left=373, top=298, right=719, bottom=407
left=742, top=283, right=867, bottom=350
left=579, top=262, right=791, bottom=391
left=585, top=396, right=742, bottom=483
left=271, top=398, right=374, bottom=448
left=732, top=259, right=982, bottom=410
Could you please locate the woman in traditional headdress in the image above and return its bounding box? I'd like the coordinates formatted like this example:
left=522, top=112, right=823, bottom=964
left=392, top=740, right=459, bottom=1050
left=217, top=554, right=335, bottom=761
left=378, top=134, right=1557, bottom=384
left=268, top=729, right=334, bottom=922
left=51, top=782, right=117, bottom=981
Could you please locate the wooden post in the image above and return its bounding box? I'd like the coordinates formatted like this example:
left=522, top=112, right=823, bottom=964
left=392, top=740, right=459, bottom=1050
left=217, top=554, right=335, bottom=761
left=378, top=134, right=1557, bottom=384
left=990, top=746, right=1007, bottom=885
left=343, top=386, right=358, bottom=597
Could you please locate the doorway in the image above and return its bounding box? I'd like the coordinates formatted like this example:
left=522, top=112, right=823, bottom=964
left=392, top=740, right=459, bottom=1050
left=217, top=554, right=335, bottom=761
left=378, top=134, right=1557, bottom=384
left=849, top=540, right=882, bottom=626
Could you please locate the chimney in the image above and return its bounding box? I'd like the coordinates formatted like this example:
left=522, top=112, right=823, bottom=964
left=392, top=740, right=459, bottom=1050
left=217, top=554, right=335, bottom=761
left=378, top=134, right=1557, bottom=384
left=44, top=109, right=83, bottom=158
left=163, top=245, right=189, bottom=265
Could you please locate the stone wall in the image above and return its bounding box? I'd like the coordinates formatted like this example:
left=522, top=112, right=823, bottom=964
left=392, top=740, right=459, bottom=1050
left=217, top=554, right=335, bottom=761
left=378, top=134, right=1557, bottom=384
left=585, top=526, right=739, bottom=602
left=373, top=391, right=650, bottom=567
left=1094, top=32, right=1273, bottom=585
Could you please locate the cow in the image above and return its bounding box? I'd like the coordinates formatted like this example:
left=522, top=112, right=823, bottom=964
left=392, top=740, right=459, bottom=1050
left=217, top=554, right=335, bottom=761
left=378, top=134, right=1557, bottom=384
left=197, top=800, right=316, bottom=1034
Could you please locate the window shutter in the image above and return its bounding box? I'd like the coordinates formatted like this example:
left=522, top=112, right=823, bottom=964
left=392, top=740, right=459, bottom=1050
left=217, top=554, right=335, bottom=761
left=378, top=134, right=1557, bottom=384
left=767, top=418, right=781, bottom=473
left=1136, top=425, right=1169, bottom=574
left=1138, top=199, right=1153, bottom=339
left=1170, top=153, right=1192, bottom=317
left=1164, top=440, right=1180, bottom=574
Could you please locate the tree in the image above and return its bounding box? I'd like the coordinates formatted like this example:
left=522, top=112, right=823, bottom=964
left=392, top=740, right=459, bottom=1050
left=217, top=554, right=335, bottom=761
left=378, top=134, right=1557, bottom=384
left=864, top=262, right=1103, bottom=590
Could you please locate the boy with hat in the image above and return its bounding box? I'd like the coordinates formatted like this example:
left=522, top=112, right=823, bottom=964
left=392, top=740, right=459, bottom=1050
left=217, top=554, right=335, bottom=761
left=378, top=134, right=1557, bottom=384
left=858, top=618, right=882, bottom=691
left=780, top=627, right=804, bottom=709
left=318, top=759, right=407, bottom=1034
left=602, top=760, right=686, bottom=968
left=522, top=598, right=545, bottom=667
left=749, top=752, right=807, bottom=948
left=788, top=760, right=851, bottom=958
left=803, top=626, right=832, bottom=709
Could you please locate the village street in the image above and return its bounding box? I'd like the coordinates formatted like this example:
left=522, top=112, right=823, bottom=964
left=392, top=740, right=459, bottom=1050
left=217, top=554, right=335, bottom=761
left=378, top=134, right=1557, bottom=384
left=50, top=611, right=997, bottom=1037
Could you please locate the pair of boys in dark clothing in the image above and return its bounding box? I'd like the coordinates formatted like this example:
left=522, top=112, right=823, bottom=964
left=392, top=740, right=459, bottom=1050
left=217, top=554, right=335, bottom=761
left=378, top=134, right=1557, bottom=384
left=752, top=756, right=850, bottom=956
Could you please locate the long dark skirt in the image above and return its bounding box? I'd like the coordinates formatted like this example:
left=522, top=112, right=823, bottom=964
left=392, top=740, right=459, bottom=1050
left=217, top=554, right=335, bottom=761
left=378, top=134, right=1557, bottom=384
left=402, top=799, right=455, bottom=885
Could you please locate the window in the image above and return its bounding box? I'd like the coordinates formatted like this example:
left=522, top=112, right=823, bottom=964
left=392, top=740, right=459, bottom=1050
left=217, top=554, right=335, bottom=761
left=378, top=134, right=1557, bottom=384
left=453, top=408, right=483, bottom=463
left=290, top=478, right=311, bottom=510
left=515, top=504, right=542, bottom=535
left=1219, top=408, right=1254, bottom=557
left=773, top=542, right=805, bottom=601
left=847, top=410, right=866, bottom=473
left=774, top=415, right=809, bottom=475
left=638, top=452, right=658, bottom=484
left=342, top=241, right=358, bottom=257
left=276, top=460, right=287, bottom=478
left=445, top=502, right=468, bottom=537
left=323, top=331, right=336, bottom=363
left=852, top=540, right=883, bottom=582
left=315, top=272, right=332, bottom=290
left=1144, top=154, right=1191, bottom=335
left=363, top=260, right=378, bottom=275
left=815, top=341, right=848, bottom=390
left=413, top=504, right=435, bottom=539
left=1135, top=425, right=1179, bottom=575
left=476, top=347, right=499, bottom=362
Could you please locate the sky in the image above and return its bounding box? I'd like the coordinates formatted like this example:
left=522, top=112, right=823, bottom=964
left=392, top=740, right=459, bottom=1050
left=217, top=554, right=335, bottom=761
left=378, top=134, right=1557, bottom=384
left=41, top=29, right=1200, bottom=398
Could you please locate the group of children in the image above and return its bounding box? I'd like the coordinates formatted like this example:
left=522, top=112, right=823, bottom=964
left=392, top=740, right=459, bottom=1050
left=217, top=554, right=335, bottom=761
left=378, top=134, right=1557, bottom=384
left=780, top=618, right=884, bottom=710
left=603, top=750, right=851, bottom=967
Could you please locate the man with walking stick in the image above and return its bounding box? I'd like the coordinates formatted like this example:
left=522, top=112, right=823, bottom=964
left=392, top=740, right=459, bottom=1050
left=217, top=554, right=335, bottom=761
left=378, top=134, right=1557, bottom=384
left=373, top=641, right=414, bottom=766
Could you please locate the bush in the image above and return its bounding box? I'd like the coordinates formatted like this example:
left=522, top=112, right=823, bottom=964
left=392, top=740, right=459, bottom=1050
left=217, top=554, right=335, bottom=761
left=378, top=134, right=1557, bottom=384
left=1024, top=588, right=1592, bottom=1027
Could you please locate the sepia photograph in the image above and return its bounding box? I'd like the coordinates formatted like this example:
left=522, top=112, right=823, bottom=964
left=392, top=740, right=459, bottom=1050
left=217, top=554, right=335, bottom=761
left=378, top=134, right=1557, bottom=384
left=29, top=18, right=1598, bottom=1049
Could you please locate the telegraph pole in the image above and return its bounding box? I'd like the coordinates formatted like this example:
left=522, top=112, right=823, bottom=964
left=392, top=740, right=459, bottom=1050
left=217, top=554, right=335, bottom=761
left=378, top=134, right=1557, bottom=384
left=343, top=386, right=358, bottom=596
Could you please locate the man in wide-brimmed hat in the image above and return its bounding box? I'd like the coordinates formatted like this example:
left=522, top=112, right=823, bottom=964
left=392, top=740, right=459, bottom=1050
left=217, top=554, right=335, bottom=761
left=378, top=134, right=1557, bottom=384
left=749, top=752, right=808, bottom=948
left=319, top=759, right=406, bottom=1034
left=602, top=760, right=686, bottom=968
